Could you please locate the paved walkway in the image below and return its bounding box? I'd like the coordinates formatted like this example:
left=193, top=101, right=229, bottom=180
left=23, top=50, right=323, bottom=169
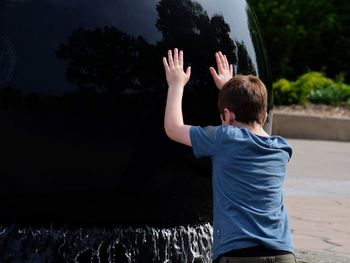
left=285, top=139, right=350, bottom=262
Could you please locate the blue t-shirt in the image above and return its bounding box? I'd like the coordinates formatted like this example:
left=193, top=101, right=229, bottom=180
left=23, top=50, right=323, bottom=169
left=190, top=125, right=293, bottom=260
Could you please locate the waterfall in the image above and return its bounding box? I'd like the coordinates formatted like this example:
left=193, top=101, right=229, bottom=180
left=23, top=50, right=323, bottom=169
left=0, top=223, right=213, bottom=263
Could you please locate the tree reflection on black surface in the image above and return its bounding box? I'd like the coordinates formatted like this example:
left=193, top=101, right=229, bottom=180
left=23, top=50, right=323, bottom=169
left=56, top=27, right=160, bottom=98
left=0, top=0, right=264, bottom=225
left=56, top=0, right=236, bottom=98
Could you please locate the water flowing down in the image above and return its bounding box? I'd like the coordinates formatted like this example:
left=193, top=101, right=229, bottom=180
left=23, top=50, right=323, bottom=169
left=0, top=224, right=213, bottom=263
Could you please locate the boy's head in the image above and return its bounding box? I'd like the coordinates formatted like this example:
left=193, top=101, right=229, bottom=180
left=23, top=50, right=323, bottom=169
left=218, top=75, right=267, bottom=125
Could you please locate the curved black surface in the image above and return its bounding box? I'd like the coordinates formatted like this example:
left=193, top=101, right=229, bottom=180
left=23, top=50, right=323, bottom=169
left=0, top=0, right=271, bottom=225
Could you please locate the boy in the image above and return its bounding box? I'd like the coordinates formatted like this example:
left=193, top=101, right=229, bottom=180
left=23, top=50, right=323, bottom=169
left=162, top=48, right=296, bottom=263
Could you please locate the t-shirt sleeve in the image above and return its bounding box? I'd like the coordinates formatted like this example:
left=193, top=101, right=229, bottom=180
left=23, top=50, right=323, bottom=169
left=190, top=125, right=221, bottom=158
left=284, top=142, right=293, bottom=161
left=278, top=137, right=293, bottom=161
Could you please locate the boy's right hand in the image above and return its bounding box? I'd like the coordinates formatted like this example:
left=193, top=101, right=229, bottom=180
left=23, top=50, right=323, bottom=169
left=209, top=51, right=233, bottom=90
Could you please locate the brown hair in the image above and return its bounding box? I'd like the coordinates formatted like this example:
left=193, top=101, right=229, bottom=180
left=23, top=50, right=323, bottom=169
left=218, top=75, right=267, bottom=124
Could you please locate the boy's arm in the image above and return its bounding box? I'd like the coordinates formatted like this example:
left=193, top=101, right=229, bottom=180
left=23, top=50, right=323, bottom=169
left=163, top=48, right=192, bottom=146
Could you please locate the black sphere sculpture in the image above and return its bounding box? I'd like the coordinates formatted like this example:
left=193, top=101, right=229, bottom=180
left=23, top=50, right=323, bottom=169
left=0, top=0, right=271, bottom=225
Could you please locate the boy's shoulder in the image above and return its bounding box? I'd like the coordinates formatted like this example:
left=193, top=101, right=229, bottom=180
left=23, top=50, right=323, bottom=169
left=202, top=124, right=248, bottom=139
left=190, top=125, right=244, bottom=146
left=207, top=125, right=291, bottom=151
left=190, top=125, right=292, bottom=158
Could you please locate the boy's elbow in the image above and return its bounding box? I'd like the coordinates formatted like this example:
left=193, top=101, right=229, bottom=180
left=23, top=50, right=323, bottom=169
left=164, top=124, right=192, bottom=146
left=164, top=123, right=181, bottom=142
left=164, top=125, right=175, bottom=141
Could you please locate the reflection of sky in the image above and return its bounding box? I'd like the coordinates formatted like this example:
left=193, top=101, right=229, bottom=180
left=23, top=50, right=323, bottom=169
left=198, top=0, right=258, bottom=74
left=101, top=0, right=161, bottom=44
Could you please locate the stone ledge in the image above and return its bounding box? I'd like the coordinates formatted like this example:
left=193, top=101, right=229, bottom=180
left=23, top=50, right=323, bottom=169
left=272, top=112, right=350, bottom=141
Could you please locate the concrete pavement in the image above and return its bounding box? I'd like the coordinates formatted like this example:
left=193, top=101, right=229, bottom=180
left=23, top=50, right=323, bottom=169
left=284, top=139, right=350, bottom=262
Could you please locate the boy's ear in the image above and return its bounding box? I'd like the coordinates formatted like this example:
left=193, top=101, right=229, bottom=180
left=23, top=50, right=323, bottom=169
left=262, top=112, right=268, bottom=125
left=223, top=108, right=235, bottom=125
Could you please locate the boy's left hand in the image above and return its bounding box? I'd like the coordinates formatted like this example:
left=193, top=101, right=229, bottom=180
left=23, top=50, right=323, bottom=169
left=163, top=48, right=191, bottom=88
left=209, top=51, right=233, bottom=90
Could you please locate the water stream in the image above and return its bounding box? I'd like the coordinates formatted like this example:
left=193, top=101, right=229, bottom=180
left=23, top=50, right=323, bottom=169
left=0, top=223, right=213, bottom=263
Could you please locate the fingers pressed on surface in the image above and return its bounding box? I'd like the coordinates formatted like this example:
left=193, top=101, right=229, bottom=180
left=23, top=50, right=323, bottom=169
left=173, top=48, right=179, bottom=66
left=179, top=50, right=184, bottom=68
left=163, top=57, right=170, bottom=71
left=224, top=55, right=229, bottom=68
left=168, top=49, right=174, bottom=68
left=185, top=66, right=191, bottom=77
left=209, top=67, right=218, bottom=78
left=219, top=52, right=227, bottom=69
left=216, top=52, right=223, bottom=70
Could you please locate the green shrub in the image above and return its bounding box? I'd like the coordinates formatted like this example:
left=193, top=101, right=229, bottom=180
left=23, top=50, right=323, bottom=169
left=308, top=85, right=342, bottom=105
left=272, top=79, right=298, bottom=105
left=294, top=72, right=334, bottom=103
left=336, top=83, right=350, bottom=99
left=273, top=71, right=350, bottom=106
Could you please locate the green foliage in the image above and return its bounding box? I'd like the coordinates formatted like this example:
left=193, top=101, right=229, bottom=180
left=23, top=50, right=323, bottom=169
left=273, top=72, right=350, bottom=106
left=273, top=79, right=299, bottom=105
left=309, top=86, right=343, bottom=106
left=308, top=81, right=350, bottom=106
left=294, top=72, right=334, bottom=104
left=248, top=0, right=350, bottom=82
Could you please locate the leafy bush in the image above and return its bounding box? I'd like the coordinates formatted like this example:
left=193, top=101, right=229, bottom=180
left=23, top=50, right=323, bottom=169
left=273, top=71, right=350, bottom=106
left=308, top=85, right=342, bottom=105
left=273, top=79, right=299, bottom=105
left=294, top=72, right=334, bottom=102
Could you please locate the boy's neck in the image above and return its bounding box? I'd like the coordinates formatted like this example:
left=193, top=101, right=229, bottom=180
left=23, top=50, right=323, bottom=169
left=231, top=120, right=269, bottom=137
